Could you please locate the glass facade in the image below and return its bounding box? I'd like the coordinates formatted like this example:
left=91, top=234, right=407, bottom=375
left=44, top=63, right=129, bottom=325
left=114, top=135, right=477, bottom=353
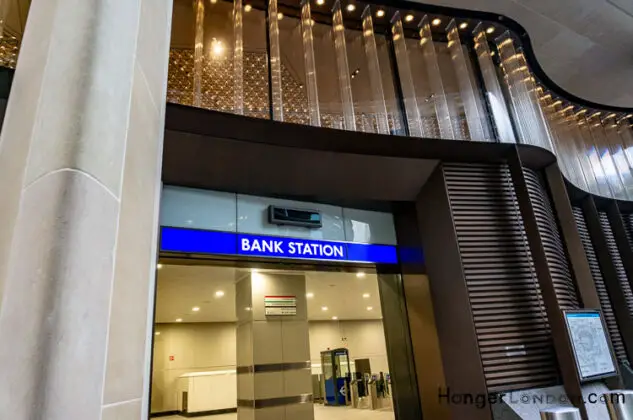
left=3, top=0, right=632, bottom=200
left=161, top=0, right=633, bottom=200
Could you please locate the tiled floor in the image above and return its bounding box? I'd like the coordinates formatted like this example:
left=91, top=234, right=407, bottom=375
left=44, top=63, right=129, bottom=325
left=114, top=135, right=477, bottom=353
left=160, top=404, right=395, bottom=420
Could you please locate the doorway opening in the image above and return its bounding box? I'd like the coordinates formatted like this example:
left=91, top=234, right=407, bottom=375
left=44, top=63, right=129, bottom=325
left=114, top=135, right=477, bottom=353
left=150, top=262, right=397, bottom=420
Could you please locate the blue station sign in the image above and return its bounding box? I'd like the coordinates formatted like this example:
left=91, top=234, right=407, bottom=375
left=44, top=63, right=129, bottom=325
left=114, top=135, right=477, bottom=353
left=160, top=227, right=398, bottom=264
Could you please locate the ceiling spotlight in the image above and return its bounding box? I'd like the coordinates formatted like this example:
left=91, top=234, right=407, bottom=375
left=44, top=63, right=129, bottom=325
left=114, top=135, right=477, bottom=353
left=626, top=114, right=632, bottom=118
left=176, top=318, right=183, bottom=322
left=192, top=306, right=200, bottom=312
left=490, top=51, right=496, bottom=57
left=332, top=316, right=338, bottom=320
left=210, top=0, right=217, bottom=3
left=244, top=4, right=252, bottom=12
left=367, top=306, right=373, bottom=311
left=431, top=18, right=441, bottom=26
left=277, top=12, right=284, bottom=20
left=376, top=9, right=385, bottom=18
left=363, top=293, right=370, bottom=298
left=306, top=292, right=314, bottom=298
left=486, top=26, right=495, bottom=34
left=215, top=290, right=225, bottom=297
left=155, top=331, right=161, bottom=336
left=459, top=22, right=468, bottom=30
left=211, top=38, right=224, bottom=57
left=356, top=272, right=366, bottom=278
left=157, top=264, right=163, bottom=269
left=321, top=306, right=329, bottom=311
left=405, top=14, right=414, bottom=22
left=316, top=0, right=325, bottom=4
left=346, top=3, right=356, bottom=12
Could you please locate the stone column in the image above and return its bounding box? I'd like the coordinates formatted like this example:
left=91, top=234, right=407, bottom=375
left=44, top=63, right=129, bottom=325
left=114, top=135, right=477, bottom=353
left=236, top=271, right=315, bottom=420
left=0, top=0, right=173, bottom=419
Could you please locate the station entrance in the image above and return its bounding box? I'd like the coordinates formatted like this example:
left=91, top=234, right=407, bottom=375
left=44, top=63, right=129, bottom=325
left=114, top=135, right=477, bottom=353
left=150, top=261, right=399, bottom=420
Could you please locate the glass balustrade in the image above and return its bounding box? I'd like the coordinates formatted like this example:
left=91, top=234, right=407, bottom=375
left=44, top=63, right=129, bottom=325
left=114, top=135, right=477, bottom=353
left=1, top=0, right=633, bottom=200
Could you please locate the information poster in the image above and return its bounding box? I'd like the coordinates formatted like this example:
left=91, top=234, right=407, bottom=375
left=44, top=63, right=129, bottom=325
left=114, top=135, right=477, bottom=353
left=264, top=296, right=297, bottom=316
left=564, top=311, right=616, bottom=381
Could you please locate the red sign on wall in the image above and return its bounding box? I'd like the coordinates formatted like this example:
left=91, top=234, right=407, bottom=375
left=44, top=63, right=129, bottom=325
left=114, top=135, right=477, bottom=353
left=169, top=355, right=175, bottom=361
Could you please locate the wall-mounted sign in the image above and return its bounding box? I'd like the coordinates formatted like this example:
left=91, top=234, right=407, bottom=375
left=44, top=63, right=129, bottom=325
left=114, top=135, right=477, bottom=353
left=264, top=296, right=297, bottom=316
left=159, top=227, right=398, bottom=264
left=563, top=310, right=617, bottom=382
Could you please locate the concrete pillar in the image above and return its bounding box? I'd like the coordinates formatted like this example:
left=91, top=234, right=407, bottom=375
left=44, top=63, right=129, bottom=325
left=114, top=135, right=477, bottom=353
left=0, top=0, right=173, bottom=418
left=236, top=271, right=315, bottom=420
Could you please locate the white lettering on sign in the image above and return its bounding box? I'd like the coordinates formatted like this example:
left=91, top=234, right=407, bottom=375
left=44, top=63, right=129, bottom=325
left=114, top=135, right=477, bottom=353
left=240, top=237, right=344, bottom=259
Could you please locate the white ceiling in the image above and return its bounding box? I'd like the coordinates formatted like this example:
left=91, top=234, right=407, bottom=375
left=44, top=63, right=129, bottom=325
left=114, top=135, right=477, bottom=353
left=155, top=264, right=383, bottom=323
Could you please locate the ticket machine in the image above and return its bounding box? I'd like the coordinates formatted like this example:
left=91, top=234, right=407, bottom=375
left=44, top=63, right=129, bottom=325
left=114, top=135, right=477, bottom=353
left=321, top=348, right=351, bottom=406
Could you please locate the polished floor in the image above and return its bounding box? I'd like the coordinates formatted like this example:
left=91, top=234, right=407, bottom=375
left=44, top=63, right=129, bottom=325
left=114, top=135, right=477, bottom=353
left=161, top=404, right=395, bottom=420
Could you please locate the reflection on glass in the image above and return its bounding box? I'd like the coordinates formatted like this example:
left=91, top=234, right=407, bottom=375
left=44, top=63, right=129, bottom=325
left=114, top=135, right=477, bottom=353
left=391, top=12, right=424, bottom=137
left=332, top=0, right=356, bottom=131
left=446, top=19, right=486, bottom=141
left=193, top=0, right=205, bottom=108
left=419, top=15, right=454, bottom=140
left=268, top=0, right=283, bottom=121
left=473, top=25, right=516, bottom=143
left=233, top=0, right=244, bottom=115
left=301, top=0, right=321, bottom=126
left=496, top=33, right=554, bottom=152
left=361, top=6, right=390, bottom=135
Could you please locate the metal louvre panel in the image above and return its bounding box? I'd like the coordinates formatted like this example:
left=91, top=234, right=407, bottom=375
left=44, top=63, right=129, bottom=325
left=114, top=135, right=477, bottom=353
left=572, top=207, right=628, bottom=363
left=523, top=169, right=580, bottom=310
left=623, top=213, right=633, bottom=249
left=599, top=212, right=633, bottom=316
left=443, top=163, right=560, bottom=393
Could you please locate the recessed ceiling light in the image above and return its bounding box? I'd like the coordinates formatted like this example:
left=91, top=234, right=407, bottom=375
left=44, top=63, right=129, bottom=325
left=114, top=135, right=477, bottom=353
left=192, top=306, right=200, bottom=312
left=363, top=293, right=370, bottom=298
left=176, top=318, right=183, bottom=322
left=321, top=306, right=328, bottom=311
left=211, top=38, right=224, bottom=57
left=157, top=264, right=163, bottom=269
left=367, top=306, right=373, bottom=311
left=332, top=316, right=338, bottom=320
left=155, top=331, right=161, bottom=336
left=277, top=12, right=284, bottom=20
left=405, top=14, right=414, bottom=22
left=459, top=22, right=468, bottom=30
left=210, top=0, right=217, bottom=3
left=376, top=10, right=385, bottom=18
left=244, top=4, right=252, bottom=12
left=431, top=18, right=441, bottom=26
left=356, top=272, right=366, bottom=278
left=215, top=290, right=225, bottom=297
left=486, top=26, right=495, bottom=34
left=306, top=292, right=314, bottom=298
left=490, top=51, right=496, bottom=57
left=346, top=3, right=356, bottom=12
left=316, top=0, right=325, bottom=4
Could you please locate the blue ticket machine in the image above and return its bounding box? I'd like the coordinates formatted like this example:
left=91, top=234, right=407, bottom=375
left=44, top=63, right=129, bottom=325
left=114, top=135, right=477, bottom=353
left=321, top=348, right=351, bottom=406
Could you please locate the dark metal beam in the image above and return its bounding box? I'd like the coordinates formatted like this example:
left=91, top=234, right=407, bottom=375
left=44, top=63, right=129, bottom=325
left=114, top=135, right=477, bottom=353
left=506, top=149, right=587, bottom=419
left=581, top=197, right=633, bottom=366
